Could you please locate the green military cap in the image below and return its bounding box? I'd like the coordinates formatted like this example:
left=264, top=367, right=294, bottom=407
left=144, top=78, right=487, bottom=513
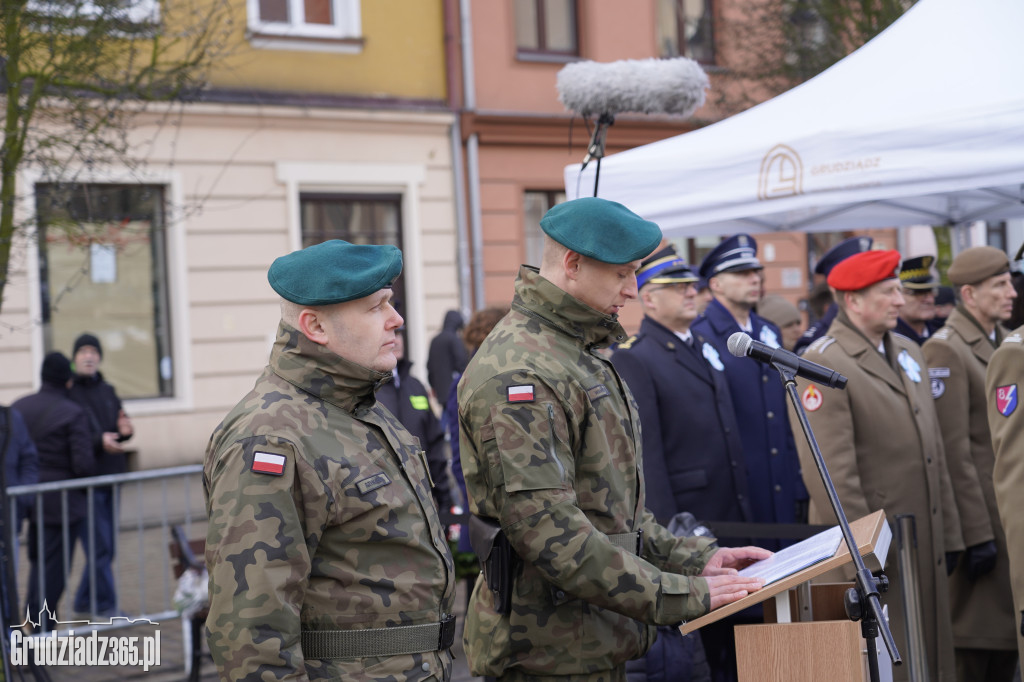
left=947, top=246, right=1010, bottom=286
left=539, top=197, right=662, bottom=265
left=268, top=240, right=403, bottom=305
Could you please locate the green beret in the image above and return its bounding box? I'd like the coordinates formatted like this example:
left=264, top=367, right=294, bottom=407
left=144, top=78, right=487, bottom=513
left=268, top=240, right=403, bottom=305
left=947, top=246, right=1009, bottom=286
left=540, top=197, right=662, bottom=264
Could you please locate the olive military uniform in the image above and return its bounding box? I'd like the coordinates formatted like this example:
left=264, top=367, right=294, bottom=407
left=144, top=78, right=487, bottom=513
left=204, top=323, right=456, bottom=681
left=793, top=312, right=963, bottom=682
left=922, top=308, right=1017, bottom=656
left=987, top=325, right=1024, bottom=664
left=458, top=267, right=718, bottom=679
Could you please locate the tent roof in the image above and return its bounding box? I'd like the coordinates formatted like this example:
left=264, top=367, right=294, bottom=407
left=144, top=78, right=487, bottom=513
left=564, top=0, right=1024, bottom=237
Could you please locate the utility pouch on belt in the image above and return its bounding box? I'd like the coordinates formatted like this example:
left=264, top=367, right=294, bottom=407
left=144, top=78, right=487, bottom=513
left=469, top=515, right=520, bottom=614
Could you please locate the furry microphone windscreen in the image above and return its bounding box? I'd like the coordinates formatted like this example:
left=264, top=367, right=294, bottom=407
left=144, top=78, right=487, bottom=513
left=556, top=57, right=709, bottom=118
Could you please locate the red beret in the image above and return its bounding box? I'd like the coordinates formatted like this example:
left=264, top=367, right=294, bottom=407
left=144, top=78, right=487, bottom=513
left=827, top=250, right=901, bottom=291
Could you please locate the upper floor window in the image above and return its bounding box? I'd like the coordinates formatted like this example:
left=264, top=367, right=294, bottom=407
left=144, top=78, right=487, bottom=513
left=248, top=0, right=361, bottom=42
left=299, top=193, right=406, bottom=319
left=36, top=183, right=175, bottom=399
left=515, top=0, right=578, bottom=59
left=657, top=0, right=715, bottom=64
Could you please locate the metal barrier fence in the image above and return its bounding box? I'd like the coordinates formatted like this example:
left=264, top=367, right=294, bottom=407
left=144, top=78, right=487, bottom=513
left=6, top=465, right=206, bottom=634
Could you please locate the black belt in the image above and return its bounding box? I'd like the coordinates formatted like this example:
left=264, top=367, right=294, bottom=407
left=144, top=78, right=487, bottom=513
left=300, top=614, right=456, bottom=659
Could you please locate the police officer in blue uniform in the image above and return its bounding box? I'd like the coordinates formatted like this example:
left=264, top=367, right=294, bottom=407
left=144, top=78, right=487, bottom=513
left=794, top=236, right=874, bottom=355
left=612, top=246, right=753, bottom=533
left=895, top=254, right=941, bottom=345
left=691, top=235, right=809, bottom=545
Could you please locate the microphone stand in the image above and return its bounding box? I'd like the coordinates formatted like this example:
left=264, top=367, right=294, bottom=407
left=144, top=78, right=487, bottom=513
left=581, top=112, right=614, bottom=196
left=774, top=361, right=901, bottom=682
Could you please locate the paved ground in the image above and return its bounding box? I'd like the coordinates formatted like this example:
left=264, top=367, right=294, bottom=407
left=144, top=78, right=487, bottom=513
left=6, top=475, right=482, bottom=681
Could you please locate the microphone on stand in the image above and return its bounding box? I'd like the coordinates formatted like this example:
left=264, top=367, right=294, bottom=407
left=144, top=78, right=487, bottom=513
left=727, top=332, right=848, bottom=389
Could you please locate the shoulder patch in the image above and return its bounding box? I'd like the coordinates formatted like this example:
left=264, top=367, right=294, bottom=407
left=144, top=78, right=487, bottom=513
left=507, top=385, right=535, bottom=403
left=252, top=451, right=286, bottom=476
left=995, top=384, right=1018, bottom=417
left=802, top=384, right=823, bottom=411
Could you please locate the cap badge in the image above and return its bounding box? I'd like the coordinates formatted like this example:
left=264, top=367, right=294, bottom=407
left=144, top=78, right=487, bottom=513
left=996, top=384, right=1017, bottom=417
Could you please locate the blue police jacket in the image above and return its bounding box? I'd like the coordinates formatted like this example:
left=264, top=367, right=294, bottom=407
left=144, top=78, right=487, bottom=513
left=690, top=299, right=808, bottom=539
left=612, top=317, right=752, bottom=539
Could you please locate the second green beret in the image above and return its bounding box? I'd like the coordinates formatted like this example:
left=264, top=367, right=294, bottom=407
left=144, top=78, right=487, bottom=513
left=268, top=240, right=403, bottom=306
left=540, top=197, right=662, bottom=265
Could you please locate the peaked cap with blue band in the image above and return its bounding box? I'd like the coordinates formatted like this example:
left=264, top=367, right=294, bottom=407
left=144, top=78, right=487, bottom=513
left=698, top=234, right=763, bottom=280
left=814, top=236, right=874, bottom=276
left=540, top=197, right=662, bottom=265
left=268, top=240, right=403, bottom=305
left=636, top=245, right=698, bottom=289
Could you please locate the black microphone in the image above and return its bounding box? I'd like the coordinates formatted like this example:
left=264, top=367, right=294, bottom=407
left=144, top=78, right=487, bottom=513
left=727, top=332, right=848, bottom=389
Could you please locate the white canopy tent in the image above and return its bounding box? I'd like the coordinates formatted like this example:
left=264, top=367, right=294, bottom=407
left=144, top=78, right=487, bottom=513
left=563, top=0, right=1024, bottom=239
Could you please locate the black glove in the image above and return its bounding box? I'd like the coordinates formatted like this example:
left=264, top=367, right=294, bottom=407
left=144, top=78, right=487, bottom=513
left=965, top=540, right=998, bottom=582
left=945, top=551, right=961, bottom=577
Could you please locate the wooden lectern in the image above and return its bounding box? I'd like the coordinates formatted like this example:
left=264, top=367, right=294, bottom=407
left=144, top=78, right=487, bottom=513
left=680, top=510, right=892, bottom=682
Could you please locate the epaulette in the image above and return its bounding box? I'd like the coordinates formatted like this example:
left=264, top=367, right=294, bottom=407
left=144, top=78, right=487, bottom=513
left=616, top=334, right=641, bottom=350
left=806, top=335, right=834, bottom=354
left=932, top=327, right=952, bottom=340
left=891, top=332, right=913, bottom=344
left=1003, top=332, right=1023, bottom=345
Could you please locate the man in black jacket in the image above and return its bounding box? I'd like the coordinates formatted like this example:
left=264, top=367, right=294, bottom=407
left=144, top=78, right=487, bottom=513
left=427, top=310, right=467, bottom=407
left=68, top=333, right=133, bottom=617
left=13, top=353, right=95, bottom=629
left=377, top=330, right=455, bottom=513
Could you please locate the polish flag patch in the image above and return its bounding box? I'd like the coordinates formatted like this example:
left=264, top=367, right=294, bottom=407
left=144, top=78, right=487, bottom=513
left=507, top=385, right=535, bottom=403
left=252, top=452, right=287, bottom=476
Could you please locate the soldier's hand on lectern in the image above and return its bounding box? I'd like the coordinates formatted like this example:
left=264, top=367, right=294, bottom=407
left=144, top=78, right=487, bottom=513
left=705, top=574, right=767, bottom=610
left=701, top=546, right=773, bottom=575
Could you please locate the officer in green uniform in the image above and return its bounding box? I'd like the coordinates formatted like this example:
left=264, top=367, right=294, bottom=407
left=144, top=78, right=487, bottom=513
left=204, top=240, right=457, bottom=681
left=457, top=197, right=770, bottom=681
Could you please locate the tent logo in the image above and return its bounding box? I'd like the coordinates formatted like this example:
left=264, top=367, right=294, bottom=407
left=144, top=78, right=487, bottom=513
left=758, top=144, right=803, bottom=200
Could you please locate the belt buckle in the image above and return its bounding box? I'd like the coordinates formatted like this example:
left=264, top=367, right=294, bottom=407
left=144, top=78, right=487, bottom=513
left=438, top=614, right=456, bottom=650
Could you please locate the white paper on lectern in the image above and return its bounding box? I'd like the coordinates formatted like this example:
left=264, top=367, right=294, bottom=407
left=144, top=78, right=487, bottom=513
left=738, top=526, right=844, bottom=585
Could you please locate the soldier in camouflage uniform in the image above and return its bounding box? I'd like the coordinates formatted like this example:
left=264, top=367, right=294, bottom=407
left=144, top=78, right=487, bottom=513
left=204, top=240, right=456, bottom=681
left=458, top=198, right=769, bottom=681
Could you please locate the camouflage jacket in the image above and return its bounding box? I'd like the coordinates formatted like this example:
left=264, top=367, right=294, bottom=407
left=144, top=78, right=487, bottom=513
left=457, top=266, right=717, bottom=677
left=204, top=322, right=456, bottom=682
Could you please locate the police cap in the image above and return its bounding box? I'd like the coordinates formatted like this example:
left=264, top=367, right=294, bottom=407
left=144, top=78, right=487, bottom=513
left=899, top=255, right=938, bottom=290
left=699, top=234, right=763, bottom=280
left=539, top=197, right=662, bottom=265
left=268, top=240, right=403, bottom=306
left=814, top=236, right=874, bottom=276
left=947, top=246, right=1010, bottom=286
left=636, top=245, right=698, bottom=289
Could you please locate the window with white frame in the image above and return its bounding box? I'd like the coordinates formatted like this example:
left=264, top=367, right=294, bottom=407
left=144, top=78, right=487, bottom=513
left=523, top=190, right=565, bottom=267
left=248, top=0, right=361, bottom=40
left=35, top=183, right=175, bottom=399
